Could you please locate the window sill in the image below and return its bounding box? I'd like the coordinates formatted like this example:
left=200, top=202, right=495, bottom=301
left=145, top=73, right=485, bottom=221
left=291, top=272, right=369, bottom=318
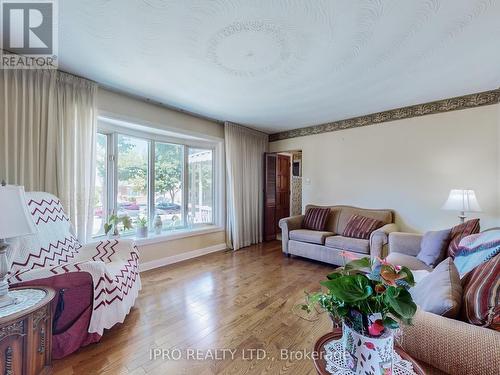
left=90, top=225, right=225, bottom=247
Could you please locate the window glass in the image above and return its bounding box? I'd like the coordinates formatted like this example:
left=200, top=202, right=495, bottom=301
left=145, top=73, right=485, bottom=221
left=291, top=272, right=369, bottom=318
left=93, top=125, right=218, bottom=239
left=188, top=148, right=213, bottom=225
left=117, top=134, right=149, bottom=231
left=93, top=133, right=108, bottom=235
left=154, top=142, right=184, bottom=231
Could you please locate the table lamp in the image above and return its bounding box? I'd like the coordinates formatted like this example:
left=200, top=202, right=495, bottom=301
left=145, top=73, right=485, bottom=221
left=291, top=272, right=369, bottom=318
left=442, top=189, right=482, bottom=223
left=0, top=182, right=37, bottom=308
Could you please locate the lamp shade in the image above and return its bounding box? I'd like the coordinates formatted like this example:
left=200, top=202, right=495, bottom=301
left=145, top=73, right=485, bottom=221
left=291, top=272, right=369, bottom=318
left=442, top=189, right=482, bottom=212
left=0, top=185, right=37, bottom=239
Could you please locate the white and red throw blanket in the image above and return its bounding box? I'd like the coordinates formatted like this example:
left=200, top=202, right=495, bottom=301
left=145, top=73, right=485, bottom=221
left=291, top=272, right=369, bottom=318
left=6, top=192, right=141, bottom=336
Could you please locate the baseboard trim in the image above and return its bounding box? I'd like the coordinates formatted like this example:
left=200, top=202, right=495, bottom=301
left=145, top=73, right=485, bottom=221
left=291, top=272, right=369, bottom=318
left=139, top=243, right=227, bottom=272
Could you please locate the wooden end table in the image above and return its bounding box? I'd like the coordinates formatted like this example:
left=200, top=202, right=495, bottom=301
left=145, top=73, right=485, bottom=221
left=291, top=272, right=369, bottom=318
left=0, top=287, right=56, bottom=375
left=313, top=329, right=426, bottom=375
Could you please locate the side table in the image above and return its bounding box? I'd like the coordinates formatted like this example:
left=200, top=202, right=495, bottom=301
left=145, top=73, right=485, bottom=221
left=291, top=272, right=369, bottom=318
left=0, top=287, right=56, bottom=375
left=313, top=329, right=426, bottom=375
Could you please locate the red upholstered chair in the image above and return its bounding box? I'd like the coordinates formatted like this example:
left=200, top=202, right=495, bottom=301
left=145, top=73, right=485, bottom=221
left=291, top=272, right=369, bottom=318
left=7, top=192, right=141, bottom=358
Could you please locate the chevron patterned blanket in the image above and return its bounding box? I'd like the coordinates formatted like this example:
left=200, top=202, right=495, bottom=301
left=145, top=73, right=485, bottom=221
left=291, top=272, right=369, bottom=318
left=6, top=192, right=141, bottom=336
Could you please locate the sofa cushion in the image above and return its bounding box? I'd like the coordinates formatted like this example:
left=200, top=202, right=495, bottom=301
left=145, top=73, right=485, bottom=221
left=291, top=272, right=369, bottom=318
left=461, top=254, right=500, bottom=330
left=385, top=252, right=432, bottom=271
left=410, top=257, right=462, bottom=318
left=448, top=219, right=480, bottom=258
left=324, top=235, right=370, bottom=254
left=289, top=229, right=334, bottom=245
left=416, top=228, right=451, bottom=267
left=302, top=207, right=330, bottom=231
left=337, top=207, right=392, bottom=234
left=342, top=214, right=383, bottom=240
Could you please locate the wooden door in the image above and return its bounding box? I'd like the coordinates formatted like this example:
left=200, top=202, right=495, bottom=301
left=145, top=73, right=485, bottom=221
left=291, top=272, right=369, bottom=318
left=276, top=154, right=291, bottom=233
left=263, top=153, right=277, bottom=241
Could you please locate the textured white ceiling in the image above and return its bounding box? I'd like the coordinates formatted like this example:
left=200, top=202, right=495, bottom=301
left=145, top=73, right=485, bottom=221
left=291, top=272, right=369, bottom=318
left=59, top=0, right=500, bottom=133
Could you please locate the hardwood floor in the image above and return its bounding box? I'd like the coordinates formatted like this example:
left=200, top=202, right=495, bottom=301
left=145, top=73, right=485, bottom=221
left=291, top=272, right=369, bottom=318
left=52, top=241, right=335, bottom=375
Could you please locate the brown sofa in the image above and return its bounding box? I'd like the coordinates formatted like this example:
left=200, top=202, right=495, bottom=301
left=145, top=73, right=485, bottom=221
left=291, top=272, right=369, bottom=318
left=387, top=231, right=500, bottom=375
left=279, top=205, right=397, bottom=266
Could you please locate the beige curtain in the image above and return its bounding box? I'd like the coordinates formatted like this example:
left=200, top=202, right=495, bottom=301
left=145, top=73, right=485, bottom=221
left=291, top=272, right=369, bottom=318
left=0, top=69, right=97, bottom=243
left=225, top=122, right=268, bottom=250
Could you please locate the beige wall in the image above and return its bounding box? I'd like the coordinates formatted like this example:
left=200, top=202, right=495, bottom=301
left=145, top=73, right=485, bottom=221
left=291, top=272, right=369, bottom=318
left=270, top=104, right=500, bottom=233
left=140, top=230, right=226, bottom=264
left=97, top=88, right=227, bottom=264
left=97, top=88, right=224, bottom=139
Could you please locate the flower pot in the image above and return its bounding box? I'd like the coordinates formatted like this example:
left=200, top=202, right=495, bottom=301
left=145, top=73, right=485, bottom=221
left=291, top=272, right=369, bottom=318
left=342, top=323, right=393, bottom=375
left=136, top=226, right=148, bottom=238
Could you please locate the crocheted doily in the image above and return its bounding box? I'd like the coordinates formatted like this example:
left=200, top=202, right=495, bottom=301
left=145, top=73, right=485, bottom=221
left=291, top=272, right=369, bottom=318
left=324, top=338, right=418, bottom=375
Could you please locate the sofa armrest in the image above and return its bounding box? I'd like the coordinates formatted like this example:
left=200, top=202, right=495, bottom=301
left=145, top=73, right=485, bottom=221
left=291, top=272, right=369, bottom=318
left=388, top=232, right=422, bottom=257
left=279, top=215, right=304, bottom=254
left=400, top=308, right=500, bottom=375
left=370, top=223, right=399, bottom=258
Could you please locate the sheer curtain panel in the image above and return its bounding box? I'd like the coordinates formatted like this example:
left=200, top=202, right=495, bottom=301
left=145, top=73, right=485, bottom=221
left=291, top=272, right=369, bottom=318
left=1, top=69, right=97, bottom=242
left=224, top=122, right=268, bottom=250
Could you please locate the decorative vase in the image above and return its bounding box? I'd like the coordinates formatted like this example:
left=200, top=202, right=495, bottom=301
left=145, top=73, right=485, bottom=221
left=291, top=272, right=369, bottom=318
left=342, top=323, right=393, bottom=375
left=154, top=215, right=163, bottom=235
left=136, top=226, right=148, bottom=238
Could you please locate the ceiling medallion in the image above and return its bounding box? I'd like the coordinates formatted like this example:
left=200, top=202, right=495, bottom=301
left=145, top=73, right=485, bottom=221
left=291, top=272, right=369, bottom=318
left=206, top=21, right=291, bottom=77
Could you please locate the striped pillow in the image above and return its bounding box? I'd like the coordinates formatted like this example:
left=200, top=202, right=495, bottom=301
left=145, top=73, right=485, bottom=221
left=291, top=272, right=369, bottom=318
left=461, top=254, right=500, bottom=331
left=342, top=214, right=383, bottom=240
left=448, top=219, right=480, bottom=258
left=302, top=207, right=330, bottom=231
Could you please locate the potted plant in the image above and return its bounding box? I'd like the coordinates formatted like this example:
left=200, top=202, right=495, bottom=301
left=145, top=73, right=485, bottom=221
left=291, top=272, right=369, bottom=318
left=302, top=256, right=417, bottom=375
left=104, top=212, right=133, bottom=238
left=136, top=216, right=148, bottom=238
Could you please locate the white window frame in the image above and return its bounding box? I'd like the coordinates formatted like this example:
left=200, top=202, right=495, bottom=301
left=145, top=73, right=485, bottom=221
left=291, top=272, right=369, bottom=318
left=93, top=115, right=225, bottom=243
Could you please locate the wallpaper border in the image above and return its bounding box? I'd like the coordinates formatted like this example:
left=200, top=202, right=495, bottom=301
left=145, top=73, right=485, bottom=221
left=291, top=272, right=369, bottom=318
left=269, top=88, right=500, bottom=142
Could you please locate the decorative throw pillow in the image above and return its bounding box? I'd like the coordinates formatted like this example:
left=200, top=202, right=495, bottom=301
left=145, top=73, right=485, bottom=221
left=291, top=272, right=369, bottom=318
left=342, top=215, right=383, bottom=240
left=409, top=257, right=462, bottom=318
left=447, top=219, right=480, bottom=258
left=416, top=228, right=451, bottom=267
left=461, top=254, right=500, bottom=330
left=302, top=207, right=330, bottom=231
left=454, top=230, right=500, bottom=277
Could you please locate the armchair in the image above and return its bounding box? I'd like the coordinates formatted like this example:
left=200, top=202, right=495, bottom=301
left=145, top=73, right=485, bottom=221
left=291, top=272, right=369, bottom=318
left=7, top=192, right=141, bottom=358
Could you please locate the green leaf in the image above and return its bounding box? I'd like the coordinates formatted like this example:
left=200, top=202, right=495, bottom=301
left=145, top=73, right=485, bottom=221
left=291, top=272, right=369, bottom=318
left=399, top=266, right=415, bottom=287
left=326, top=272, right=343, bottom=280
left=384, top=287, right=417, bottom=320
left=344, top=257, right=372, bottom=273
left=104, top=223, right=112, bottom=235
left=320, top=274, right=373, bottom=303
left=382, top=316, right=399, bottom=329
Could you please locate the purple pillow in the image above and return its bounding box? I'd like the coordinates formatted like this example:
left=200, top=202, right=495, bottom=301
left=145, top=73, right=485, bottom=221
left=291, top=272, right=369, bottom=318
left=417, top=229, right=451, bottom=267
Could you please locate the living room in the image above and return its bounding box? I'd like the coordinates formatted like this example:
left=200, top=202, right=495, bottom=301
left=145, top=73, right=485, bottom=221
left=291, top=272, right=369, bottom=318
left=0, top=1, right=499, bottom=375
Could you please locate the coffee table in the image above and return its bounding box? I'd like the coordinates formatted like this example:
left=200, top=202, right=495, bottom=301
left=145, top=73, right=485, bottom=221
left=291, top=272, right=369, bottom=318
left=313, top=329, right=426, bottom=375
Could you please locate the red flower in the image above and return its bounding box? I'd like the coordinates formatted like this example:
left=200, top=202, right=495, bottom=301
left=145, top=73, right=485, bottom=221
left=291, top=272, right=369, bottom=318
left=364, top=342, right=375, bottom=350
left=368, top=319, right=385, bottom=337
left=374, top=284, right=386, bottom=293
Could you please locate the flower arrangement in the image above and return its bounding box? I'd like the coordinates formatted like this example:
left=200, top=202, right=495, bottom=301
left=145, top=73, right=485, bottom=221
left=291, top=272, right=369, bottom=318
left=302, top=256, right=417, bottom=337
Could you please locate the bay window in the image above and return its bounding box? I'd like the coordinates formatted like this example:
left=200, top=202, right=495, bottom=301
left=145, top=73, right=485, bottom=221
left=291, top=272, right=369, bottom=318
left=94, top=120, right=220, bottom=239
